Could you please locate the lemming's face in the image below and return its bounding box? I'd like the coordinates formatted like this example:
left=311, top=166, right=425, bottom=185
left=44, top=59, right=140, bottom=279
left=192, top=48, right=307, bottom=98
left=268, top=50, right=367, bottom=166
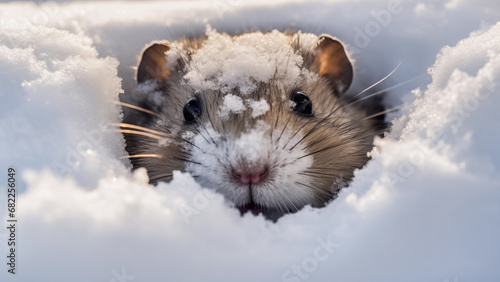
left=125, top=29, right=378, bottom=220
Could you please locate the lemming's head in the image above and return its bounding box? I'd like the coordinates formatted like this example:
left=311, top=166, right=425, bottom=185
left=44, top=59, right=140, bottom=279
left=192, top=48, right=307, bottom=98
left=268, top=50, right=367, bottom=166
left=124, top=29, right=380, bottom=220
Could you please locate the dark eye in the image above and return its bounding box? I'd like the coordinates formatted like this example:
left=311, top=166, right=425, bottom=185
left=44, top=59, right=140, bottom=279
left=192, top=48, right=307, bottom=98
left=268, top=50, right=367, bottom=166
left=183, top=98, right=201, bottom=123
left=291, top=91, right=313, bottom=116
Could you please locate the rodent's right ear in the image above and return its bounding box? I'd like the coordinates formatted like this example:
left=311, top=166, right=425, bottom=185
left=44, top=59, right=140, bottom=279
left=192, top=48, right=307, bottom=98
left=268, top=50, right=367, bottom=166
left=137, top=42, right=171, bottom=84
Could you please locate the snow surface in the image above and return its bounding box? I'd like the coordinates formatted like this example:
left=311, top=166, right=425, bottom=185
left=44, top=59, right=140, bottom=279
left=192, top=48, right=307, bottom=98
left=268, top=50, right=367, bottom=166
left=0, top=0, right=500, bottom=281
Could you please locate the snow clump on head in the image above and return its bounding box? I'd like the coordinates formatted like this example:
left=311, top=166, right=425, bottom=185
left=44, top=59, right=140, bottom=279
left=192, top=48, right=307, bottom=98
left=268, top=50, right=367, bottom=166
left=183, top=26, right=316, bottom=95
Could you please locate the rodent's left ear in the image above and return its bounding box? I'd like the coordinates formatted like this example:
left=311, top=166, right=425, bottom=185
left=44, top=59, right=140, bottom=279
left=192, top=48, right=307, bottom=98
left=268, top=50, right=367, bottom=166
left=314, top=35, right=353, bottom=94
left=137, top=42, right=171, bottom=84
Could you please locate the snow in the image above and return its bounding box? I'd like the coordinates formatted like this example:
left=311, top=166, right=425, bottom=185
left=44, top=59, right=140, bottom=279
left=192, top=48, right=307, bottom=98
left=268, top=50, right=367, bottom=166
left=0, top=0, right=499, bottom=281
left=184, top=27, right=315, bottom=95
left=219, top=96, right=270, bottom=118
left=249, top=98, right=270, bottom=118
left=0, top=21, right=127, bottom=189
left=219, top=93, right=245, bottom=118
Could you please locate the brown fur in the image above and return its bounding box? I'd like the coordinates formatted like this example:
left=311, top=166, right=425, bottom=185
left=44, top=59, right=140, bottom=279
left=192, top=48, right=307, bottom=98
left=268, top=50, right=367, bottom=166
left=123, top=30, right=385, bottom=219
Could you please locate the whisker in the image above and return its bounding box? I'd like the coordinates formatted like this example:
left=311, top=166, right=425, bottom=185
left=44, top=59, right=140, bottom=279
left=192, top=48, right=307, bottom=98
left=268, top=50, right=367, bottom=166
left=297, top=143, right=345, bottom=160
left=363, top=103, right=406, bottom=120
left=201, top=105, right=218, bottom=146
left=299, top=171, right=343, bottom=178
left=120, top=123, right=202, bottom=151
left=121, top=154, right=165, bottom=159
left=271, top=92, right=281, bottom=143
left=312, top=164, right=364, bottom=171
left=119, top=129, right=162, bottom=140
left=283, top=117, right=316, bottom=150
left=288, top=95, right=346, bottom=151
left=192, top=126, right=212, bottom=146
left=285, top=81, right=336, bottom=150
left=150, top=173, right=174, bottom=183
left=114, top=101, right=160, bottom=117
left=276, top=112, right=294, bottom=143
left=113, top=123, right=171, bottom=137
left=349, top=73, right=427, bottom=106
left=300, top=134, right=334, bottom=151
left=171, top=157, right=202, bottom=165
left=283, top=186, right=302, bottom=212
left=348, top=62, right=401, bottom=102
left=295, top=181, right=333, bottom=197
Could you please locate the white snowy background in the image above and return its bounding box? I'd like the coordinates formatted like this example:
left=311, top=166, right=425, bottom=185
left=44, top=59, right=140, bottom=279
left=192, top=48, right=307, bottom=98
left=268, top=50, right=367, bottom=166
left=0, top=0, right=500, bottom=281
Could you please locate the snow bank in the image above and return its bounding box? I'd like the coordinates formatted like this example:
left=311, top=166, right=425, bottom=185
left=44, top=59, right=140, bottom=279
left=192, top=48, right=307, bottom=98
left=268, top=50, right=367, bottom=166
left=0, top=1, right=499, bottom=281
left=0, top=21, right=128, bottom=188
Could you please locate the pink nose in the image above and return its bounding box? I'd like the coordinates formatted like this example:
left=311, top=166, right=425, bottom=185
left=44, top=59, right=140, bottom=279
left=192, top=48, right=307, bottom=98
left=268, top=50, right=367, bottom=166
left=234, top=169, right=267, bottom=184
